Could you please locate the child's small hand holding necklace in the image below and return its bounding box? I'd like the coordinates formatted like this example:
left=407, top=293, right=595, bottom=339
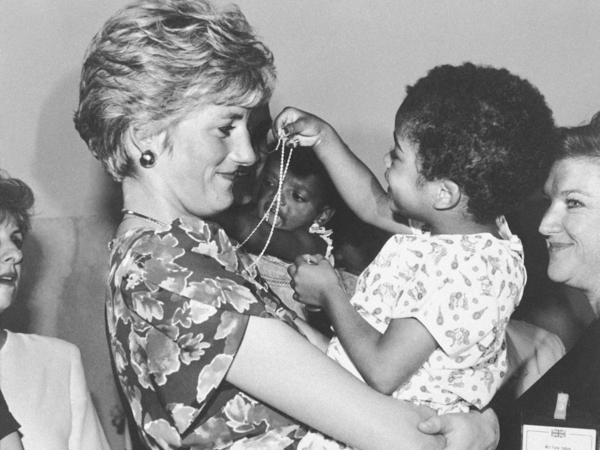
left=288, top=254, right=343, bottom=310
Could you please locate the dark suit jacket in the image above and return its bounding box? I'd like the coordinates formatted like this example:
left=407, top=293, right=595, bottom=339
left=494, top=318, right=600, bottom=449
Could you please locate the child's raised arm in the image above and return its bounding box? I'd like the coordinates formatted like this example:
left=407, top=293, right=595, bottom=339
left=273, top=107, right=411, bottom=235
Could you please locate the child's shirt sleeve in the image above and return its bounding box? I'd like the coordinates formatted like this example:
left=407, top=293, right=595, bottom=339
left=390, top=235, right=519, bottom=362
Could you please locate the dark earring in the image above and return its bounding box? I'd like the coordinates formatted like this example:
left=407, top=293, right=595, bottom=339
left=139, top=150, right=156, bottom=168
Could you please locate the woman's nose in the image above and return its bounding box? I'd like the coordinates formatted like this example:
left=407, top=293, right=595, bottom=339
left=538, top=203, right=562, bottom=236
left=232, top=132, right=257, bottom=167
left=384, top=152, right=392, bottom=169
left=1, top=242, right=23, bottom=265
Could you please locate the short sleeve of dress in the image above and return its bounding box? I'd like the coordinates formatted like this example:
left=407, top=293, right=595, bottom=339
left=0, top=388, right=19, bottom=440
left=108, top=217, right=300, bottom=446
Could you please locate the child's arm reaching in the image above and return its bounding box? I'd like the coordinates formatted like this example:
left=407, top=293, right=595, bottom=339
left=273, top=107, right=411, bottom=235
left=290, top=254, right=437, bottom=394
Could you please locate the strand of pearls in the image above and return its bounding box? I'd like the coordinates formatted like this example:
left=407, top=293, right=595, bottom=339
left=236, top=136, right=294, bottom=270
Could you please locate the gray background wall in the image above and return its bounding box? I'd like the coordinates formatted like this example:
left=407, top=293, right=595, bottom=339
left=3, top=0, right=600, bottom=218
left=2, top=1, right=600, bottom=448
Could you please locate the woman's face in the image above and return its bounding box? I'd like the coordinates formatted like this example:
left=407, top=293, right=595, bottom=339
left=539, top=157, right=600, bottom=296
left=153, top=104, right=257, bottom=218
left=0, top=217, right=23, bottom=314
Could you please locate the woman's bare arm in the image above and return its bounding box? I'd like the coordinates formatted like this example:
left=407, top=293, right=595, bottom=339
left=293, top=317, right=330, bottom=352
left=227, top=316, right=444, bottom=450
left=0, top=432, right=24, bottom=450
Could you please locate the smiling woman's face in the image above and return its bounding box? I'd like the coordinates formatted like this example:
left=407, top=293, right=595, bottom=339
left=0, top=217, right=23, bottom=314
left=149, top=103, right=257, bottom=219
left=539, top=157, right=600, bottom=297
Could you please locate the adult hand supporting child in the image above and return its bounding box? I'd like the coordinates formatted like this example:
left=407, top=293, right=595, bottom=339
left=418, top=408, right=500, bottom=450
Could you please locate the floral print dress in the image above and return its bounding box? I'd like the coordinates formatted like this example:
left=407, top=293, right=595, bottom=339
left=106, top=216, right=310, bottom=449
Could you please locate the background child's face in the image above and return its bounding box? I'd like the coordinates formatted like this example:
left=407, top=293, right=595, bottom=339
left=384, top=124, right=432, bottom=222
left=256, top=158, right=328, bottom=231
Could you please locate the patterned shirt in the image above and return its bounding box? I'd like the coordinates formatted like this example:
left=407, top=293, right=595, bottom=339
left=107, top=217, right=308, bottom=449
left=327, top=230, right=526, bottom=413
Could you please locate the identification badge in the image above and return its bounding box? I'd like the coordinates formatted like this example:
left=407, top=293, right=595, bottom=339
left=521, top=394, right=599, bottom=450
left=522, top=422, right=597, bottom=450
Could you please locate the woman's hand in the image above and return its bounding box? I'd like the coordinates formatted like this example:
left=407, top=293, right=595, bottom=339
left=418, top=408, right=499, bottom=450
left=272, top=107, right=342, bottom=150
left=288, top=254, right=343, bottom=308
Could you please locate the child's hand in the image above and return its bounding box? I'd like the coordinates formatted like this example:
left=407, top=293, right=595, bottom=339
left=287, top=254, right=342, bottom=308
left=272, top=107, right=340, bottom=150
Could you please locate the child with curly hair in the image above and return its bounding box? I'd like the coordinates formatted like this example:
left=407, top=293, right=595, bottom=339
left=275, top=63, right=558, bottom=430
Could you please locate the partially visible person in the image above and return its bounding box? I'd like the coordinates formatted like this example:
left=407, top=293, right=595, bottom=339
left=0, top=171, right=110, bottom=450
left=0, top=388, right=23, bottom=450
left=493, top=112, right=600, bottom=448
left=73, top=0, right=499, bottom=448
left=225, top=145, right=340, bottom=319
left=219, top=111, right=337, bottom=271
left=221, top=148, right=335, bottom=264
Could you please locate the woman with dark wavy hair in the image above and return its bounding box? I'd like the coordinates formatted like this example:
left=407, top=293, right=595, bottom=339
left=0, top=171, right=109, bottom=449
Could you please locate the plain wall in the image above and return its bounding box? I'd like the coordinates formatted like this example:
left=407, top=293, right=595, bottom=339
left=2, top=1, right=600, bottom=448
left=3, top=0, right=600, bottom=219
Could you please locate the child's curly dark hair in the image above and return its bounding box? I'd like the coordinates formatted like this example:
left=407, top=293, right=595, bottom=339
left=0, top=171, right=35, bottom=235
left=397, top=62, right=559, bottom=224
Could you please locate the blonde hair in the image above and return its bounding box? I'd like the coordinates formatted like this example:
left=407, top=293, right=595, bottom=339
left=74, top=0, right=276, bottom=181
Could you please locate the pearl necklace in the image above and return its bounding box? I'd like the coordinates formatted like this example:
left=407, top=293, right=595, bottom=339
left=235, top=136, right=294, bottom=270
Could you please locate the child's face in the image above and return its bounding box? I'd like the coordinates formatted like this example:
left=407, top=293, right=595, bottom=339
left=384, top=123, right=433, bottom=222
left=256, top=159, right=328, bottom=231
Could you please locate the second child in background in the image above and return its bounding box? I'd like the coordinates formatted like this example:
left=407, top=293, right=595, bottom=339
left=277, top=63, right=558, bottom=426
left=223, top=145, right=341, bottom=320
left=251, top=145, right=340, bottom=319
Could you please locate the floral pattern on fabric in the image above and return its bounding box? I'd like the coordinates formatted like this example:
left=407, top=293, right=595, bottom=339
left=327, top=231, right=526, bottom=413
left=107, top=217, right=309, bottom=449
left=250, top=226, right=335, bottom=321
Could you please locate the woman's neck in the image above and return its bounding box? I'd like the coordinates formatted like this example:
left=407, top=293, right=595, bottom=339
left=118, top=177, right=178, bottom=236
left=121, top=177, right=184, bottom=225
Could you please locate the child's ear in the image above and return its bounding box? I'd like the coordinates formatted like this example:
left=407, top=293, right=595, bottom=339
left=315, top=206, right=336, bottom=226
left=433, top=179, right=461, bottom=211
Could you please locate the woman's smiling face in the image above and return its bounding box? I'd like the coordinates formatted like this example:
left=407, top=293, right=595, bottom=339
left=539, top=157, right=600, bottom=297
left=151, top=104, right=257, bottom=219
